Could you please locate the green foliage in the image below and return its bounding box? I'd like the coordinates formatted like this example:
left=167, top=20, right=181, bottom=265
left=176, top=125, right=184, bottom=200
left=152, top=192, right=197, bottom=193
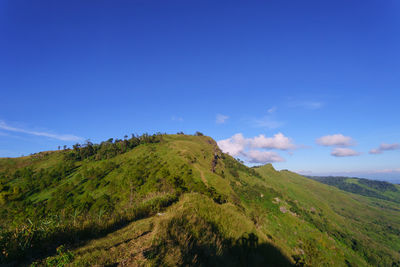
left=221, top=154, right=262, bottom=180
left=205, top=186, right=227, bottom=204
left=44, top=245, right=74, bottom=267
left=65, top=133, right=163, bottom=161
left=358, top=178, right=398, bottom=192
left=30, top=245, right=74, bottom=267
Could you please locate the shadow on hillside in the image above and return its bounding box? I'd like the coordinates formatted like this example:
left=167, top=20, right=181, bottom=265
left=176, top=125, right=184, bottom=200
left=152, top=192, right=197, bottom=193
left=13, top=196, right=179, bottom=266
left=146, top=232, right=294, bottom=267
left=210, top=233, right=294, bottom=267
left=17, top=217, right=140, bottom=266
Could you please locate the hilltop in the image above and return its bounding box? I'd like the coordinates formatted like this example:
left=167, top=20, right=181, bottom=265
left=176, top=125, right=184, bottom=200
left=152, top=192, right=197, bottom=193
left=0, top=133, right=399, bottom=266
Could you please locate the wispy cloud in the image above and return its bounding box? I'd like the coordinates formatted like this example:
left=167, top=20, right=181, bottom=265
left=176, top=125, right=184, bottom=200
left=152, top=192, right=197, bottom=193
left=171, top=116, right=184, bottom=122
left=370, top=168, right=400, bottom=174
left=251, top=116, right=284, bottom=129
left=249, top=107, right=284, bottom=129
left=216, top=114, right=229, bottom=124
left=369, top=143, right=400, bottom=154
left=331, top=148, right=361, bottom=157
left=289, top=101, right=323, bottom=110
left=267, top=106, right=277, bottom=114
left=0, top=121, right=83, bottom=142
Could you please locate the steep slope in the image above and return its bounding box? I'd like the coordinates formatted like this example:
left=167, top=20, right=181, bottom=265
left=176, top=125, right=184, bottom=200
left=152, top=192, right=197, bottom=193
left=1, top=134, right=399, bottom=266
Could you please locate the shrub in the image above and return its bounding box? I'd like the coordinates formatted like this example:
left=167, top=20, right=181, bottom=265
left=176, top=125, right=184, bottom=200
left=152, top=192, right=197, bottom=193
left=40, top=245, right=74, bottom=267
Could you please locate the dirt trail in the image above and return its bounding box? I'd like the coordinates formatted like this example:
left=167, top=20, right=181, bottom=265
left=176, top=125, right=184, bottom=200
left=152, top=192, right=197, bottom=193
left=194, top=164, right=208, bottom=186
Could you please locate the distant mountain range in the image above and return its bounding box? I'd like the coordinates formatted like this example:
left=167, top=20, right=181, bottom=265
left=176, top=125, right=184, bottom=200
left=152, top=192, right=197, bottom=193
left=307, top=176, right=400, bottom=204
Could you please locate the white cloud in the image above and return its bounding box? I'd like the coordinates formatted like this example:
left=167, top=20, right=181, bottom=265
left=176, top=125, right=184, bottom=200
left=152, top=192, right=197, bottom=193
left=331, top=148, right=360, bottom=157
left=0, top=121, right=83, bottom=142
left=249, top=133, right=296, bottom=150
left=245, top=150, right=285, bottom=163
left=216, top=114, right=229, bottom=124
left=369, top=143, right=400, bottom=154
left=217, top=133, right=246, bottom=157
left=217, top=132, right=297, bottom=164
left=316, top=134, right=354, bottom=147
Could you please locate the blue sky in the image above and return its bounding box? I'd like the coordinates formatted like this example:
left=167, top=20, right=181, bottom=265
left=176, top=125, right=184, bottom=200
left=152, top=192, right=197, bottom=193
left=1, top=0, right=399, bottom=181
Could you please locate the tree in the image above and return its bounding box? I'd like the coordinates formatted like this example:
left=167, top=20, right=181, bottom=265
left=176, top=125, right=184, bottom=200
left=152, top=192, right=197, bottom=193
left=73, top=143, right=81, bottom=151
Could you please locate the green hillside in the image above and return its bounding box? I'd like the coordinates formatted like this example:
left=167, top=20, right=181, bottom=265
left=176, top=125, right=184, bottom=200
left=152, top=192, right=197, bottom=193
left=1, top=134, right=399, bottom=266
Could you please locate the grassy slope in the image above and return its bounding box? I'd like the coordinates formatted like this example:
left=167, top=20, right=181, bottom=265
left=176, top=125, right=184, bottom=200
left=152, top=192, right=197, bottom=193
left=1, top=135, right=400, bottom=266
left=255, top=166, right=400, bottom=266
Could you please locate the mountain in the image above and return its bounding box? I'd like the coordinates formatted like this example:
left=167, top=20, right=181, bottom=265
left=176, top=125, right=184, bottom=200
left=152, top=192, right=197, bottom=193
left=1, top=134, right=399, bottom=266
left=307, top=176, right=400, bottom=204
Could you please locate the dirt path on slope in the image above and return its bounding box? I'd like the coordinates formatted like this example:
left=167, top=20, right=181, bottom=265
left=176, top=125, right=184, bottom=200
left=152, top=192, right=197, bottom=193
left=194, top=165, right=208, bottom=186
